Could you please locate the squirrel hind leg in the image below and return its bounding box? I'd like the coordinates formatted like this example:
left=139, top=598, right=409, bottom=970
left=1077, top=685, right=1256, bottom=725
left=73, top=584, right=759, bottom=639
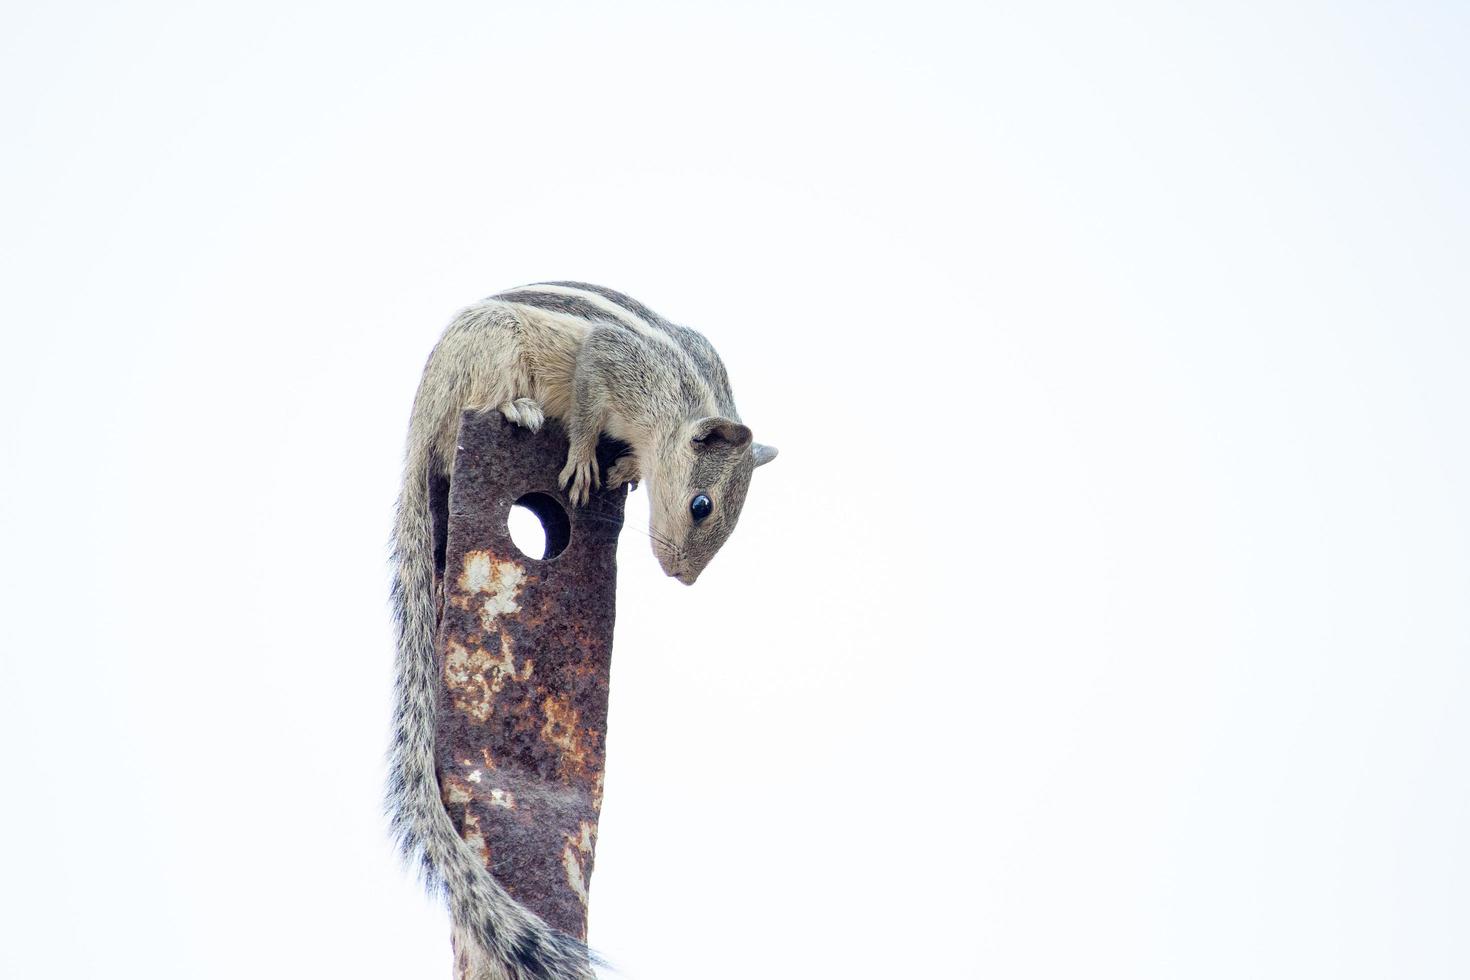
left=605, top=452, right=640, bottom=490
left=496, top=397, right=546, bottom=432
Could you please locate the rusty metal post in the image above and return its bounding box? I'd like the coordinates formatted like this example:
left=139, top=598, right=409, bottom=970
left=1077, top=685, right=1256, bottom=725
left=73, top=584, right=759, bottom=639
left=431, top=411, right=628, bottom=970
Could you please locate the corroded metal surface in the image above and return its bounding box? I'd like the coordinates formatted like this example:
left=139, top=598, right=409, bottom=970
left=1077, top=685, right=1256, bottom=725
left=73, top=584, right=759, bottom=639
left=433, top=410, right=628, bottom=945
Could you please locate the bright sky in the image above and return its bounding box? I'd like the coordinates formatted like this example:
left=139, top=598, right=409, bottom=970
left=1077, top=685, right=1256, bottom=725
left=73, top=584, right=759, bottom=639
left=3, top=3, right=1468, bottom=978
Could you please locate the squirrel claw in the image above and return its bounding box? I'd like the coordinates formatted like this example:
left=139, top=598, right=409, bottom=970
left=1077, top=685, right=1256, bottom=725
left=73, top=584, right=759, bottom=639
left=558, top=455, right=600, bottom=507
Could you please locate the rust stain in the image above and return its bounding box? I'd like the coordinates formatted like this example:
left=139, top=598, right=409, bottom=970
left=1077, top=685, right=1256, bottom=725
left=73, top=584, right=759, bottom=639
left=442, top=773, right=474, bottom=805
left=442, top=633, right=533, bottom=724
left=462, top=811, right=490, bottom=866
left=540, top=693, right=594, bottom=781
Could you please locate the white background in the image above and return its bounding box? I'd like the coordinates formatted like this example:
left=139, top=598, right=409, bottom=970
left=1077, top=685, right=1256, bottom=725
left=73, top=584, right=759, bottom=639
left=3, top=3, right=1467, bottom=978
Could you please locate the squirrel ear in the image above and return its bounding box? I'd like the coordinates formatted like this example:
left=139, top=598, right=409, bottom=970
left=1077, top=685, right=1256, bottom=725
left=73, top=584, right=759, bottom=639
left=752, top=443, right=779, bottom=467
left=691, top=416, right=752, bottom=450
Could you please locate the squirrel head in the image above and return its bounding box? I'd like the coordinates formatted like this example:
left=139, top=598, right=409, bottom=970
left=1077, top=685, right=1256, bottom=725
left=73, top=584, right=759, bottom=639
left=647, top=416, right=777, bottom=585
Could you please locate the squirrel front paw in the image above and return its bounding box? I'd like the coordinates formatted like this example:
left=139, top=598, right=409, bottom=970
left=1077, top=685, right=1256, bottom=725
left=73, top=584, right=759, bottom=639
left=605, top=453, right=641, bottom=491
left=558, top=452, right=600, bottom=507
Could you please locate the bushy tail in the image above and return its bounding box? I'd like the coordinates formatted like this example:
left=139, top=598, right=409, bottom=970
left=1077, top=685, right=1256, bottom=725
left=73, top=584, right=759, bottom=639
left=388, top=434, right=596, bottom=980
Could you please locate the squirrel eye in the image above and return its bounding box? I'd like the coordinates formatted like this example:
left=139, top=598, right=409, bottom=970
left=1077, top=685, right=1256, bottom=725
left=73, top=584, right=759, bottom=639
left=690, top=494, right=713, bottom=522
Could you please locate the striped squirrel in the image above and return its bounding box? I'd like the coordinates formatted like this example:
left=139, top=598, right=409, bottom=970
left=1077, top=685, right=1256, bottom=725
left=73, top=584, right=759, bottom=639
left=388, top=282, right=777, bottom=980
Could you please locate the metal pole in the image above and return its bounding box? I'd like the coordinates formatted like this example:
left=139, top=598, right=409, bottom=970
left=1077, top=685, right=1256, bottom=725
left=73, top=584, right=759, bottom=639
left=431, top=411, right=628, bottom=971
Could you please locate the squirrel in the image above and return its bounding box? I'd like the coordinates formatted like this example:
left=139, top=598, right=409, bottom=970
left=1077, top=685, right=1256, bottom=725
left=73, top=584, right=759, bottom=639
left=388, top=282, right=777, bottom=980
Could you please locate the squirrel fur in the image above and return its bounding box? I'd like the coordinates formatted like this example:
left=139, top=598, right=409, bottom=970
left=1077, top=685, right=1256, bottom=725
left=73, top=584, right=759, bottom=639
left=388, top=282, right=777, bottom=979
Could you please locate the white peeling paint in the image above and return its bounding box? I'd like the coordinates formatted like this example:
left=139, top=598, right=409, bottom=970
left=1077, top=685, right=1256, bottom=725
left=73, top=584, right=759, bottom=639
left=562, top=844, right=589, bottom=906
left=457, top=551, right=528, bottom=630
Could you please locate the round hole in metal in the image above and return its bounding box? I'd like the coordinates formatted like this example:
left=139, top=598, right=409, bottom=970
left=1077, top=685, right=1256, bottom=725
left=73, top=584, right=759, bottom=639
left=507, top=492, right=571, bottom=560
